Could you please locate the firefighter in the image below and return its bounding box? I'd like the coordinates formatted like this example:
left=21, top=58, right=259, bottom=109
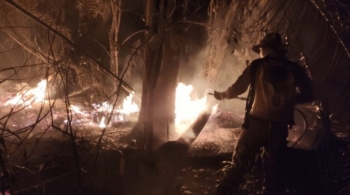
left=213, top=33, right=314, bottom=195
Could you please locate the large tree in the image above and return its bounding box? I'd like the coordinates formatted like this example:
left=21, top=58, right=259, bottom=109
left=130, top=0, right=188, bottom=150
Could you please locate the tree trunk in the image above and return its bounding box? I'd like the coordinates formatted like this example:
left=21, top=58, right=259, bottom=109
left=142, top=0, right=163, bottom=152
left=109, top=0, right=122, bottom=76
left=128, top=0, right=185, bottom=149
left=153, top=0, right=184, bottom=143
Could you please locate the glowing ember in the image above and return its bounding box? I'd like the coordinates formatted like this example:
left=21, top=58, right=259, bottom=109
left=175, top=83, right=209, bottom=134
left=70, top=105, right=86, bottom=115
left=99, top=117, right=106, bottom=128
left=95, top=102, right=113, bottom=113
left=92, top=93, right=139, bottom=125
left=94, top=93, right=139, bottom=115
left=5, top=80, right=47, bottom=106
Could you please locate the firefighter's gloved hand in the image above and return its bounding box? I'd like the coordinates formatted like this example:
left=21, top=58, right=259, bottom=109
left=213, top=91, right=224, bottom=100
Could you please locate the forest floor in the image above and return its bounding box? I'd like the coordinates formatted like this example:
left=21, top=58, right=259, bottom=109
left=120, top=142, right=323, bottom=195
left=2, top=110, right=326, bottom=195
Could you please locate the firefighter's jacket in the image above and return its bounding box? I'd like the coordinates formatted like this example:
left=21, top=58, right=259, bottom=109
left=219, top=52, right=314, bottom=123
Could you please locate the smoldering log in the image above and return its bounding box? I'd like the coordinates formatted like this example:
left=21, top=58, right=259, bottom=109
left=178, top=112, right=212, bottom=144
left=157, top=110, right=212, bottom=172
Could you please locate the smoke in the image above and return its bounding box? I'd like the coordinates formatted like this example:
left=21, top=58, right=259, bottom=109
left=176, top=24, right=260, bottom=113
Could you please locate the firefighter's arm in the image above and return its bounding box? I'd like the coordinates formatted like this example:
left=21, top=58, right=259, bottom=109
left=214, top=65, right=252, bottom=100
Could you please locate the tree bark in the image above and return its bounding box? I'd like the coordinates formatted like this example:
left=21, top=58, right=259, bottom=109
left=142, top=0, right=163, bottom=152
left=153, top=0, right=184, bottom=143
left=128, top=0, right=185, bottom=150
left=109, top=0, right=122, bottom=76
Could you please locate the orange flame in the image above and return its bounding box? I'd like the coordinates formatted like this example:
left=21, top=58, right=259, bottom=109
left=5, top=80, right=47, bottom=106
left=120, top=92, right=139, bottom=114
left=175, top=83, right=210, bottom=135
